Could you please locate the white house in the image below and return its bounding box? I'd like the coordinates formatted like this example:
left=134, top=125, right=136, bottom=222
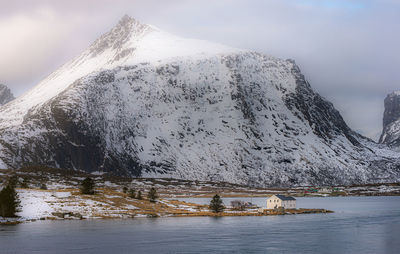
left=266, top=194, right=296, bottom=209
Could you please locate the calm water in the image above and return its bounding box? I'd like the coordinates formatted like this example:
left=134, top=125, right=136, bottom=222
left=1, top=196, right=400, bottom=254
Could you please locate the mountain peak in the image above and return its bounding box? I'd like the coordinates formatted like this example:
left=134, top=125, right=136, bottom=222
left=88, top=15, right=152, bottom=58
left=117, top=14, right=140, bottom=27
left=0, top=16, right=240, bottom=129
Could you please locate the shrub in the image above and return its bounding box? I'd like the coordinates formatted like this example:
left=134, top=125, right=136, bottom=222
left=128, top=188, right=136, bottom=198
left=147, top=187, right=158, bottom=202
left=122, top=186, right=128, bottom=194
left=21, top=178, right=29, bottom=188
left=137, top=190, right=143, bottom=200
left=230, top=200, right=246, bottom=211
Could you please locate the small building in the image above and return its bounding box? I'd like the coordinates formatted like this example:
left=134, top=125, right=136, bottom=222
left=230, top=200, right=255, bottom=210
left=231, top=200, right=246, bottom=210
left=266, top=194, right=296, bottom=209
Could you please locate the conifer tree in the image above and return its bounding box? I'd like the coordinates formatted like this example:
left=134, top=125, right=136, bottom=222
left=80, top=177, right=95, bottom=195
left=0, top=180, right=21, bottom=217
left=8, top=175, right=18, bottom=188
left=209, top=194, right=224, bottom=213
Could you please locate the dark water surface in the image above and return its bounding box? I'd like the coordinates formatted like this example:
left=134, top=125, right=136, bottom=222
left=1, top=196, right=400, bottom=253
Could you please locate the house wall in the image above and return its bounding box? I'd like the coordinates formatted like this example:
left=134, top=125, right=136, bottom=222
left=266, top=196, right=296, bottom=209
left=281, top=200, right=296, bottom=209
left=267, top=196, right=282, bottom=209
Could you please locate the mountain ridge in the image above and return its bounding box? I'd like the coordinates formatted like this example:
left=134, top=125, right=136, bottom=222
left=0, top=16, right=399, bottom=186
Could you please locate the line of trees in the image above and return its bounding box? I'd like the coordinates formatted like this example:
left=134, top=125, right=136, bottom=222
left=80, top=177, right=159, bottom=203
left=129, top=189, right=142, bottom=199
left=123, top=186, right=157, bottom=202
left=124, top=187, right=142, bottom=199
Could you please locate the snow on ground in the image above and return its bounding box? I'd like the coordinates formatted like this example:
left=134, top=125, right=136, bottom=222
left=103, top=181, right=119, bottom=188
left=124, top=204, right=139, bottom=210
left=47, top=182, right=72, bottom=190
left=53, top=191, right=72, bottom=198
left=104, top=194, right=121, bottom=198
left=11, top=187, right=184, bottom=222
left=0, top=158, right=7, bottom=169
left=17, top=189, right=56, bottom=219
left=91, top=171, right=106, bottom=175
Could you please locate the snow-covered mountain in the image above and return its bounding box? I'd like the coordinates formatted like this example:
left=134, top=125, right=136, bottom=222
left=380, top=91, right=400, bottom=147
left=0, top=84, right=14, bottom=106
left=0, top=15, right=399, bottom=186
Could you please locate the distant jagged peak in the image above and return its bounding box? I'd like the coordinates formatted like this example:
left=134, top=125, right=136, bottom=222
left=88, top=15, right=153, bottom=58
left=389, top=90, right=400, bottom=97
left=379, top=90, right=400, bottom=144
left=0, top=84, right=15, bottom=106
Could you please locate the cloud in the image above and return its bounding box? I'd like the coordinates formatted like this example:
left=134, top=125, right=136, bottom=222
left=0, top=8, right=88, bottom=94
left=0, top=0, right=184, bottom=95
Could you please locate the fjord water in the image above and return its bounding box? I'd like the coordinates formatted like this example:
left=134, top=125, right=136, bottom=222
left=1, top=197, right=400, bottom=254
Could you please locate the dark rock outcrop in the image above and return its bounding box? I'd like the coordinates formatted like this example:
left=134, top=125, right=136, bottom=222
left=379, top=91, right=400, bottom=145
left=0, top=84, right=15, bottom=106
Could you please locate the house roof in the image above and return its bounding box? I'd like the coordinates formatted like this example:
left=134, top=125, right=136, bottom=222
left=272, top=194, right=296, bottom=201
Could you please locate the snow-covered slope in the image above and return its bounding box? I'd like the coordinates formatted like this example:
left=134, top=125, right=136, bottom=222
left=0, top=84, right=14, bottom=106
left=0, top=16, right=399, bottom=186
left=0, top=15, right=240, bottom=129
left=380, top=91, right=400, bottom=147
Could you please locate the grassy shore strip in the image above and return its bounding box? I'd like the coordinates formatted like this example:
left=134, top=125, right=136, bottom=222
left=173, top=209, right=333, bottom=217
left=0, top=187, right=333, bottom=224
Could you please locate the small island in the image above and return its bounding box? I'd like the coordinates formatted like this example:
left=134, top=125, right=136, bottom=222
left=0, top=167, right=334, bottom=224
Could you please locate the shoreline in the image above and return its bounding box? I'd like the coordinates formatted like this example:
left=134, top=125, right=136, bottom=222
left=1, top=168, right=398, bottom=225
left=1, top=206, right=334, bottom=225
left=0, top=187, right=335, bottom=225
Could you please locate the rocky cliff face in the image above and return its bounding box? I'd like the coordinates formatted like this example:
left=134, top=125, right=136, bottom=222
left=0, top=16, right=399, bottom=186
left=0, top=84, right=14, bottom=106
left=380, top=91, right=400, bottom=146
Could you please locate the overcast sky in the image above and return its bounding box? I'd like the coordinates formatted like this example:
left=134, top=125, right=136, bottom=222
left=0, top=0, right=399, bottom=141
